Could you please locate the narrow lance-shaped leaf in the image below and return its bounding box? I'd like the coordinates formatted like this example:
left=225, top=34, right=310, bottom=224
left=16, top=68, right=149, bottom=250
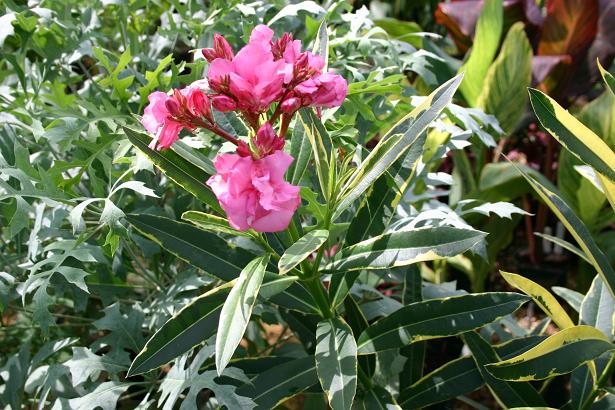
left=327, top=227, right=486, bottom=272
left=216, top=254, right=270, bottom=374
left=580, top=275, right=615, bottom=338
left=336, top=74, right=464, bottom=215
left=123, top=126, right=222, bottom=213
left=128, top=282, right=232, bottom=376
left=236, top=356, right=318, bottom=410
left=278, top=230, right=329, bottom=275
left=357, top=292, right=529, bottom=354
left=514, top=164, right=615, bottom=298
left=500, top=271, right=574, bottom=330
left=181, top=210, right=250, bottom=237
left=299, top=109, right=331, bottom=198
left=485, top=325, right=615, bottom=381
left=463, top=332, right=546, bottom=408
left=551, top=286, right=584, bottom=313
left=315, top=318, right=358, bottom=410
left=127, top=274, right=296, bottom=376
left=528, top=88, right=615, bottom=183
left=127, top=214, right=254, bottom=281
left=398, top=356, right=483, bottom=409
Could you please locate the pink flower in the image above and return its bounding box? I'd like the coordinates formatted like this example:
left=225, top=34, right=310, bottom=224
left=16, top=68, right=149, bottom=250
left=207, top=150, right=301, bottom=232
left=211, top=95, right=237, bottom=112
left=142, top=91, right=169, bottom=134
left=207, top=26, right=286, bottom=113
left=295, top=72, right=348, bottom=108
left=142, top=81, right=213, bottom=150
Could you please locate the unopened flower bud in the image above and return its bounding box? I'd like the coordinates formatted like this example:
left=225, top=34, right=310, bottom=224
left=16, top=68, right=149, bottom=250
left=164, top=98, right=182, bottom=118
left=280, top=96, right=301, bottom=113
left=212, top=95, right=237, bottom=112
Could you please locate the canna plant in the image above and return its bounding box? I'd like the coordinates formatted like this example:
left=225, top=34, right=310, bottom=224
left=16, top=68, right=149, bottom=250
left=121, top=21, right=561, bottom=409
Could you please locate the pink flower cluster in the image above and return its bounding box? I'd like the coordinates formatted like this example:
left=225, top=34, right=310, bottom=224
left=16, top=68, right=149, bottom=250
left=141, top=25, right=348, bottom=232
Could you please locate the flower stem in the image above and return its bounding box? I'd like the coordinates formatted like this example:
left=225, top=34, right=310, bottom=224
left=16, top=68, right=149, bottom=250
left=304, top=276, right=332, bottom=319
left=194, top=118, right=240, bottom=146
left=581, top=353, right=615, bottom=410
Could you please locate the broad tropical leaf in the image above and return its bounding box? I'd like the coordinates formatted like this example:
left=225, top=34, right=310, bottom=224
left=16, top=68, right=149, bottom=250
left=315, top=318, right=358, bottom=410
left=327, top=227, right=486, bottom=272
left=476, top=22, right=532, bottom=133
left=457, top=0, right=503, bottom=106
left=356, top=292, right=528, bottom=354
left=500, top=271, right=574, bottom=330
left=123, top=126, right=221, bottom=212
left=529, top=88, right=615, bottom=183
left=485, top=326, right=615, bottom=381
left=216, top=255, right=269, bottom=374
left=278, top=230, right=329, bottom=275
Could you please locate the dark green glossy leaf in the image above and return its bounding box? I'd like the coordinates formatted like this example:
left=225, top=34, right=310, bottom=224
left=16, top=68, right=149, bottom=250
left=357, top=292, right=528, bottom=354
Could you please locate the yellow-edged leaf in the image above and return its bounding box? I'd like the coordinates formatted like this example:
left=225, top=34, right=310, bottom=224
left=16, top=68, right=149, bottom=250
left=500, top=271, right=574, bottom=330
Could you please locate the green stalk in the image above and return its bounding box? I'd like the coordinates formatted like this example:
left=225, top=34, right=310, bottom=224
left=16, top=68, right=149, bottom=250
left=581, top=353, right=615, bottom=410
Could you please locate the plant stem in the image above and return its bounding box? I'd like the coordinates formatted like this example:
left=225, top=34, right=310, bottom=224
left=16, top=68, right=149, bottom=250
left=304, top=276, right=332, bottom=319
left=581, top=354, right=615, bottom=410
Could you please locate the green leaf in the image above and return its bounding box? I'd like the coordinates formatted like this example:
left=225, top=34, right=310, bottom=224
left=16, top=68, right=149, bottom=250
left=181, top=210, right=250, bottom=237
left=398, top=356, right=483, bottom=409
left=298, top=109, right=332, bottom=199
left=528, top=88, right=615, bottom=183
left=128, top=274, right=301, bottom=377
left=535, top=232, right=592, bottom=264
left=312, top=20, right=329, bottom=71
left=315, top=318, right=358, bottom=410
left=128, top=283, right=231, bottom=376
left=278, top=230, right=329, bottom=275
left=329, top=271, right=360, bottom=310
left=327, top=227, right=486, bottom=272
left=515, top=164, right=615, bottom=298
left=216, top=255, right=269, bottom=374
left=357, top=292, right=528, bottom=354
left=236, top=356, right=318, bottom=410
left=476, top=22, right=532, bottom=132
left=345, top=133, right=426, bottom=246
left=66, top=381, right=130, bottom=410
left=362, top=386, right=402, bottom=409
left=398, top=335, right=545, bottom=408
left=458, top=0, right=503, bottom=106
left=485, top=325, right=615, bottom=381
left=287, top=119, right=312, bottom=185
left=127, top=214, right=254, bottom=281
left=500, top=271, right=575, bottom=330
left=337, top=74, right=463, bottom=214
left=598, top=59, right=615, bottom=96
left=580, top=275, right=615, bottom=338
left=551, top=286, right=584, bottom=313
left=344, top=295, right=376, bottom=378
left=123, top=126, right=221, bottom=213
left=65, top=347, right=127, bottom=386
left=463, top=332, right=545, bottom=408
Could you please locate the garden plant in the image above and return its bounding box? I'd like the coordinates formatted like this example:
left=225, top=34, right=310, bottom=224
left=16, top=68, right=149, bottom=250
left=1, top=1, right=614, bottom=409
